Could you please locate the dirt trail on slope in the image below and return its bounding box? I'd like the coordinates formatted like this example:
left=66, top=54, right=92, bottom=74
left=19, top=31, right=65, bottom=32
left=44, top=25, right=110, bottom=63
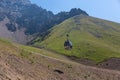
left=37, top=48, right=120, bottom=71
left=0, top=49, right=120, bottom=80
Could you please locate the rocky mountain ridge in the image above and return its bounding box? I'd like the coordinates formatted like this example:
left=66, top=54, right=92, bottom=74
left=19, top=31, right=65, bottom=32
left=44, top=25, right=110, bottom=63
left=0, top=0, right=88, bottom=44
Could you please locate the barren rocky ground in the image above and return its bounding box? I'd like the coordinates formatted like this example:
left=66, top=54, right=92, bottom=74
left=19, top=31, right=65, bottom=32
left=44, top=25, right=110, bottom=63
left=0, top=48, right=120, bottom=80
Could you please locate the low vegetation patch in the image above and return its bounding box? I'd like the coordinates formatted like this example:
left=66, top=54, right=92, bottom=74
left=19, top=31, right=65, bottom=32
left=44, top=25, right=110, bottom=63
left=20, top=49, right=32, bottom=58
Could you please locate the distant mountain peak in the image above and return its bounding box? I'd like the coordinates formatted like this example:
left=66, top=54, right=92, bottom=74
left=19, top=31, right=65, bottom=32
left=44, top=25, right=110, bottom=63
left=0, top=0, right=31, bottom=5
left=69, top=8, right=89, bottom=16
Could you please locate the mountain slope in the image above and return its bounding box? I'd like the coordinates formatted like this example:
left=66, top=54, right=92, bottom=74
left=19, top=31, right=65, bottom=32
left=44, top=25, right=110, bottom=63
left=33, top=15, right=120, bottom=63
left=0, top=0, right=88, bottom=44
left=1, top=39, right=120, bottom=80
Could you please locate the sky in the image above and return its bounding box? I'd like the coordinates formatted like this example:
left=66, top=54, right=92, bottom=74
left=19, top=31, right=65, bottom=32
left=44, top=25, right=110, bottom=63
left=30, top=0, right=120, bottom=23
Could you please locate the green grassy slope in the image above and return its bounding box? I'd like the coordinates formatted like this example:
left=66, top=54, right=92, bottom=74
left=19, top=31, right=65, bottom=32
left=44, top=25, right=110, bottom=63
left=0, top=38, right=71, bottom=62
left=34, top=15, right=120, bottom=63
left=1, top=38, right=120, bottom=80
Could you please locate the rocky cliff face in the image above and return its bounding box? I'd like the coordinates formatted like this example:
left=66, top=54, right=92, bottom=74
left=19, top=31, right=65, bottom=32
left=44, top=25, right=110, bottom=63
left=0, top=0, right=31, bottom=19
left=0, top=0, right=32, bottom=44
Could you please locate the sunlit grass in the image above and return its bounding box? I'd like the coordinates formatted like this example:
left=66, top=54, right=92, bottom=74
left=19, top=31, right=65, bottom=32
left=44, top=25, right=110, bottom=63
left=34, top=15, right=120, bottom=63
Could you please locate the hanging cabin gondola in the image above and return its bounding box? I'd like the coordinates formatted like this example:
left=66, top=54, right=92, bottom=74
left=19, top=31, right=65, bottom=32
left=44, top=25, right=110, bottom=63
left=64, top=34, right=73, bottom=50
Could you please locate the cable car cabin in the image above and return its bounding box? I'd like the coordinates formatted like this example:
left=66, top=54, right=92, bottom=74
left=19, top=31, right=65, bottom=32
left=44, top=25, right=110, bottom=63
left=64, top=40, right=72, bottom=50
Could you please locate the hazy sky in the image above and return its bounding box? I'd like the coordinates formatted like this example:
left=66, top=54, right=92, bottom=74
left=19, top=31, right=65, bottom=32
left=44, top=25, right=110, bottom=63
left=30, top=0, right=120, bottom=23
